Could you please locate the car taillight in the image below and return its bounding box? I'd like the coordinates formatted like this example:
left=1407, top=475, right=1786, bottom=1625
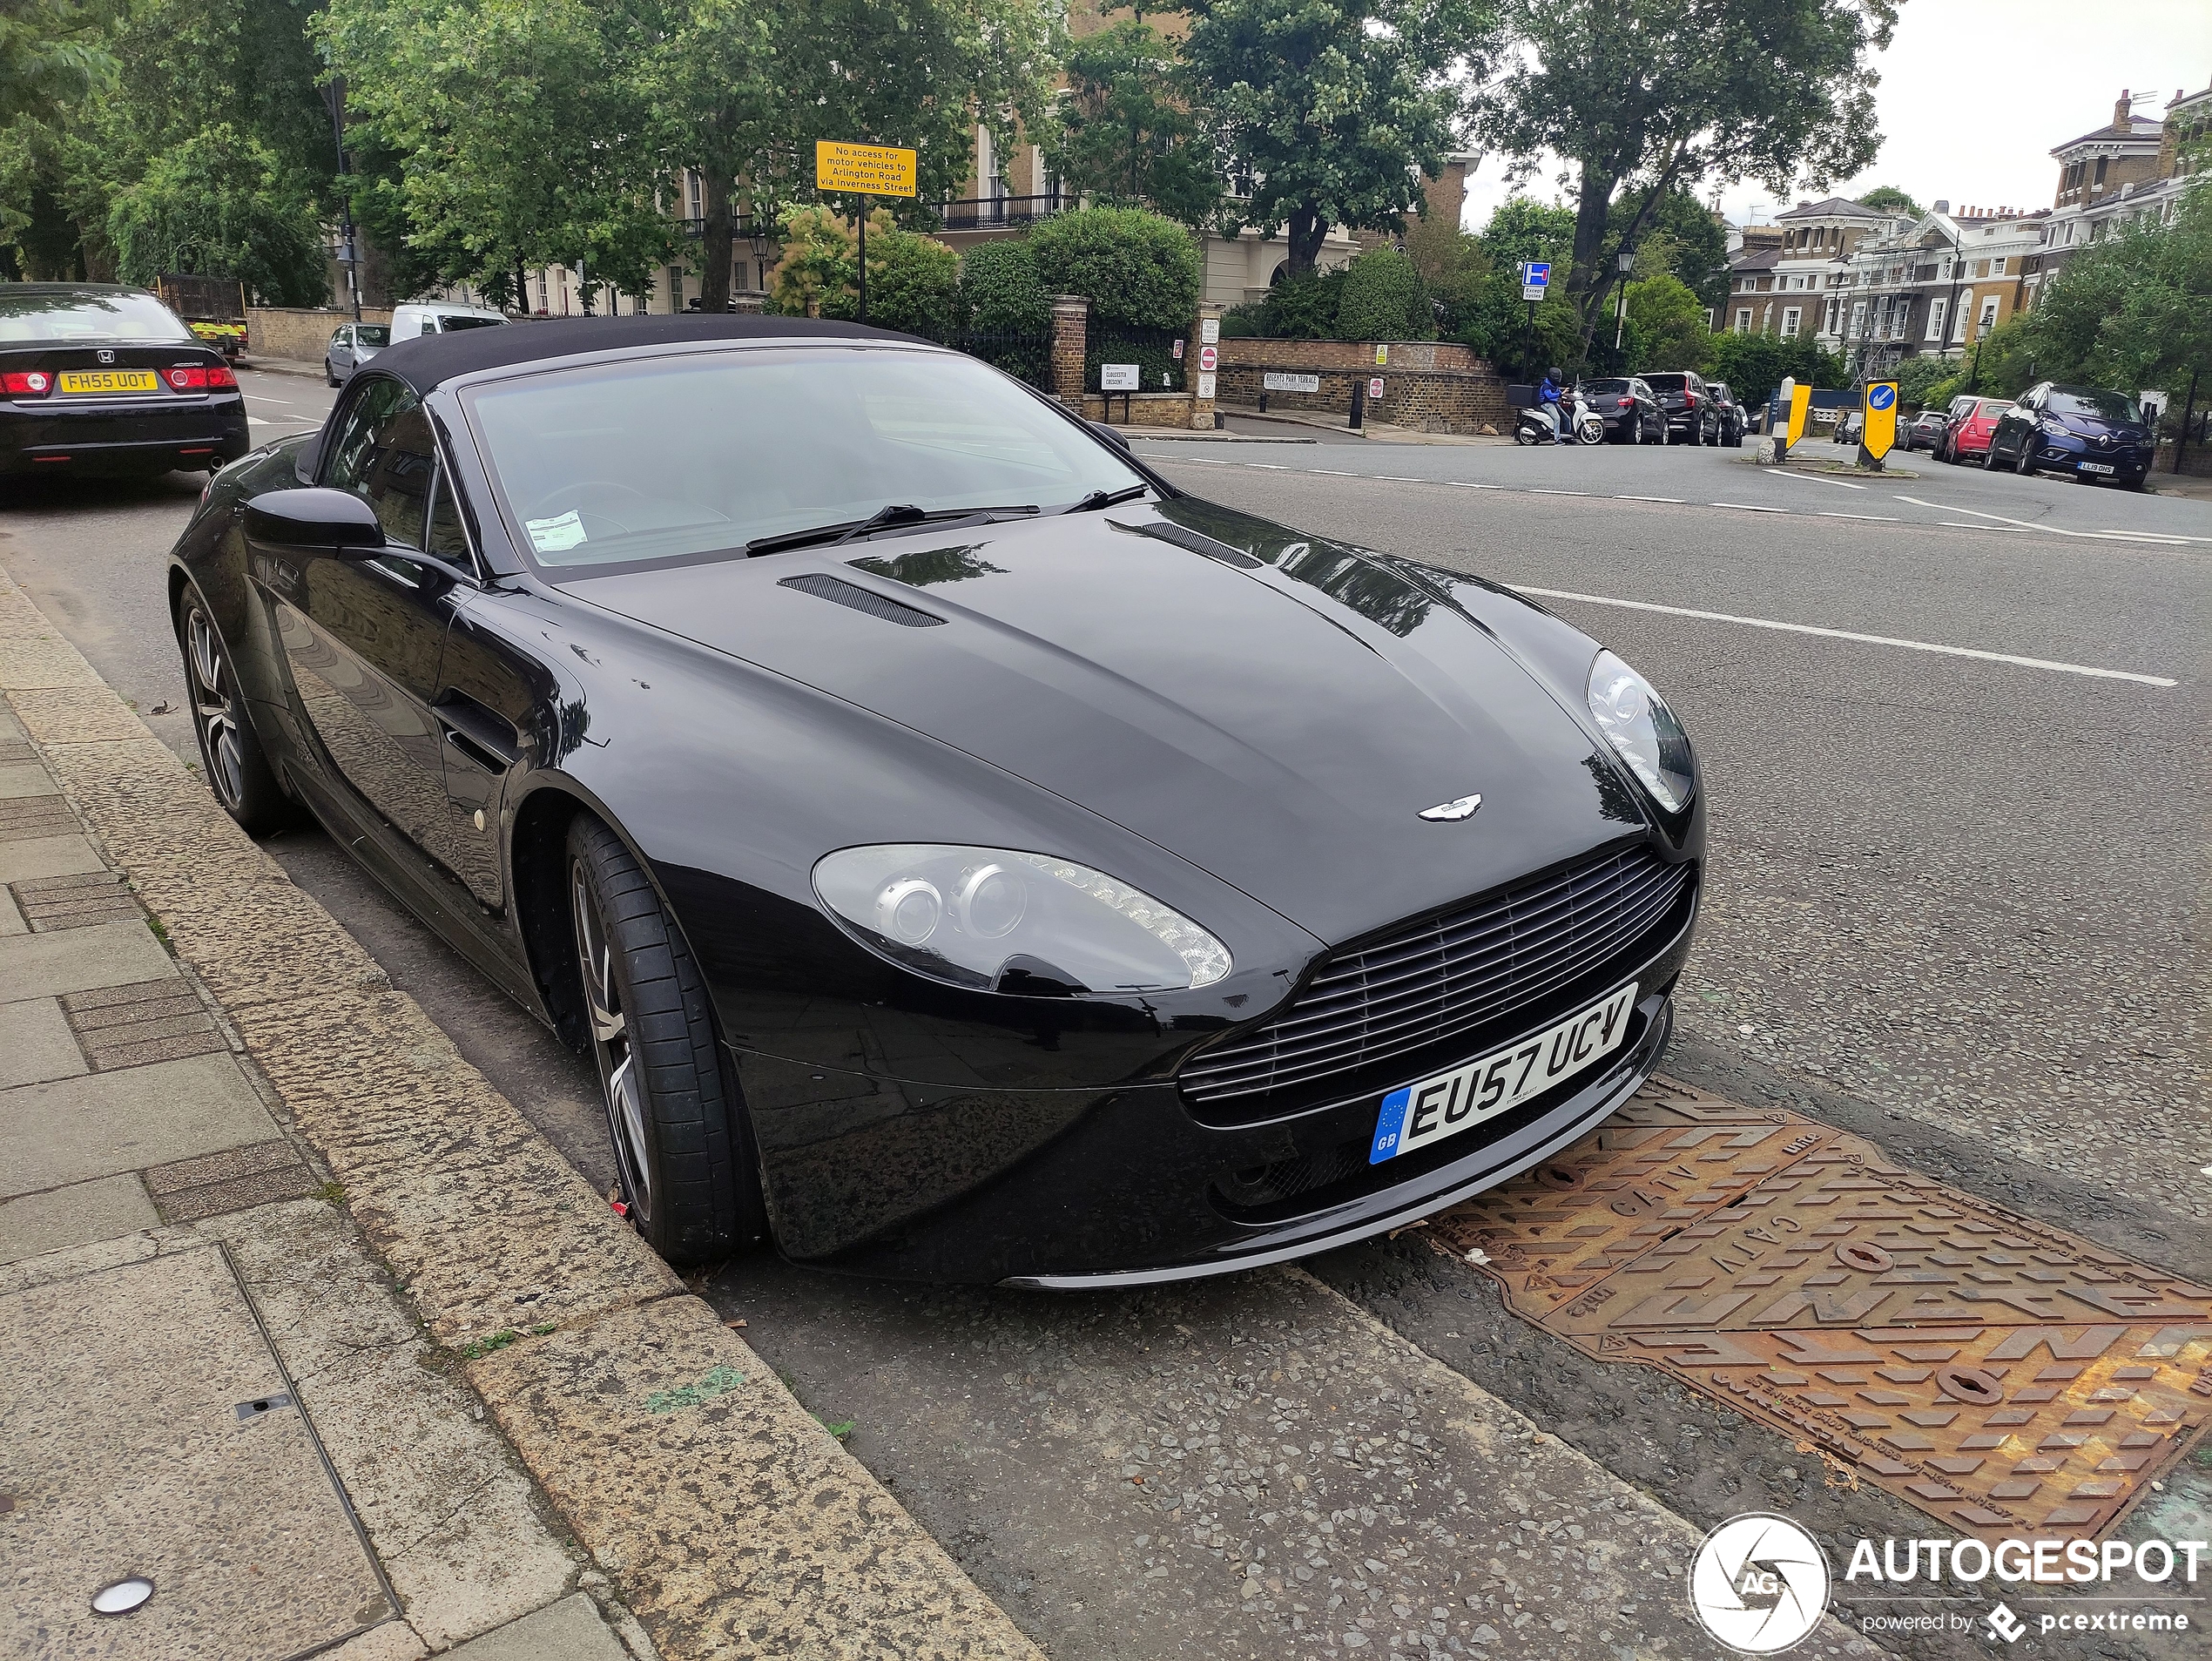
left=165, top=364, right=237, bottom=391
left=3, top=370, right=52, bottom=395
left=1685, top=392, right=1698, bottom=407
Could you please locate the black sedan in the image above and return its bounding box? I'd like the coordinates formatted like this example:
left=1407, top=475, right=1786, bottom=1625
left=1985, top=382, right=2155, bottom=488
left=1, top=284, right=251, bottom=477
left=169, top=316, right=1703, bottom=1286
left=1583, top=377, right=1663, bottom=443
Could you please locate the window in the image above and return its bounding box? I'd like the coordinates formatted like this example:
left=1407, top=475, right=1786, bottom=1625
left=1979, top=297, right=2000, bottom=330
left=1992, top=257, right=2005, bottom=274
left=361, top=409, right=437, bottom=550
left=1925, top=298, right=1946, bottom=341
left=323, top=378, right=415, bottom=497
left=686, top=170, right=704, bottom=220
left=2093, top=158, right=2107, bottom=186
left=425, top=466, right=475, bottom=569
left=1736, top=308, right=1751, bottom=333
left=1851, top=300, right=1866, bottom=336
left=1781, top=307, right=1801, bottom=338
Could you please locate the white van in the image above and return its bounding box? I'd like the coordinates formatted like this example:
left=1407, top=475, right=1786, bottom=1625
left=389, top=302, right=507, bottom=342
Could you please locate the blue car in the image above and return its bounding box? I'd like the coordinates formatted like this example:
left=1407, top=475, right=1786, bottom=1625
left=1986, top=383, right=2153, bottom=490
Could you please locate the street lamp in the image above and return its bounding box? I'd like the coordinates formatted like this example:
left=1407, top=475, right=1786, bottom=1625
left=1613, top=246, right=1635, bottom=356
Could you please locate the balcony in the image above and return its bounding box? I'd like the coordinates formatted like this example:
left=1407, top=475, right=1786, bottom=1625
left=934, top=192, right=1067, bottom=232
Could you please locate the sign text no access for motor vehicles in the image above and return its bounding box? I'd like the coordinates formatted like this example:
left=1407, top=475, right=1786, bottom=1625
left=814, top=140, right=917, bottom=198
left=1520, top=260, right=1551, bottom=302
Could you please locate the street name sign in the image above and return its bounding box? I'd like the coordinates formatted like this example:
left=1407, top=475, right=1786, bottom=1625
left=1100, top=363, right=1140, bottom=392
left=814, top=140, right=916, bottom=199
left=1263, top=371, right=1320, bottom=393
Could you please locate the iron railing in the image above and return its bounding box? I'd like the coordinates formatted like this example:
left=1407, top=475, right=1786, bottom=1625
left=934, top=192, right=1067, bottom=232
left=1087, top=321, right=1185, bottom=395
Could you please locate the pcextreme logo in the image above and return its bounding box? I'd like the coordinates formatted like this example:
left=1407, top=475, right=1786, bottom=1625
left=1688, top=1513, right=1831, bottom=1653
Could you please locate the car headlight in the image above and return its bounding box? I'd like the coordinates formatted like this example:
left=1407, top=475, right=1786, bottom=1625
left=1586, top=650, right=1695, bottom=813
left=813, top=844, right=1231, bottom=996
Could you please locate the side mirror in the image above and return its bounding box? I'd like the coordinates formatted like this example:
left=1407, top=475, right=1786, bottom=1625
left=244, top=488, right=387, bottom=552
left=1089, top=420, right=1132, bottom=453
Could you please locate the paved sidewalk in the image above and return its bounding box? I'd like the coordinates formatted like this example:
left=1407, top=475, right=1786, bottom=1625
left=0, top=570, right=1041, bottom=1659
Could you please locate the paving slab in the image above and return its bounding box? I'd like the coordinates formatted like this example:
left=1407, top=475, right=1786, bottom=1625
left=469, top=1295, right=1045, bottom=1661
left=200, top=1199, right=582, bottom=1650
left=0, top=1172, right=158, bottom=1265
left=0, top=832, right=105, bottom=881
left=444, top=1592, right=634, bottom=1661
left=6, top=683, right=153, bottom=745
left=0, top=760, right=55, bottom=799
left=0, top=916, right=175, bottom=1003
left=0, top=887, right=24, bottom=935
left=0, top=994, right=79, bottom=1095
left=0, top=1240, right=390, bottom=1658
left=0, top=1050, right=280, bottom=1197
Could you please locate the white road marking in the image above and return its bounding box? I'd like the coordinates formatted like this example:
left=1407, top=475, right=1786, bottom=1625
left=1921, top=501, right=2192, bottom=546
left=1710, top=502, right=1791, bottom=513
left=1527, top=488, right=1593, bottom=496
left=241, top=393, right=295, bottom=406
left=1817, top=511, right=1901, bottom=522
left=1447, top=481, right=1500, bottom=490
left=1610, top=494, right=1685, bottom=504
left=1770, top=470, right=1866, bottom=490
left=1514, top=586, right=2179, bottom=687
left=1940, top=521, right=2024, bottom=531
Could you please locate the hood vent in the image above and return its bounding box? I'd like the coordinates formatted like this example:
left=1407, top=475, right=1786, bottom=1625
left=777, top=573, right=944, bottom=627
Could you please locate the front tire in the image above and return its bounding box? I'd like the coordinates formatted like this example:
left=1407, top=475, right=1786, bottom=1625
left=177, top=591, right=296, bottom=836
left=325, top=360, right=340, bottom=387
left=567, top=815, right=763, bottom=1266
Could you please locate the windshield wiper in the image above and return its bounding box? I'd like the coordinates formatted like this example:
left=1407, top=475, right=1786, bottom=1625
left=1062, top=483, right=1150, bottom=514
left=745, top=503, right=1037, bottom=558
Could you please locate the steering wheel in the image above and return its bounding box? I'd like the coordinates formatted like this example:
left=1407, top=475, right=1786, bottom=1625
left=529, top=480, right=658, bottom=535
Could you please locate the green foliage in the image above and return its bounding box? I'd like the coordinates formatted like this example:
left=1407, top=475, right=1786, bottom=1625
left=1891, top=351, right=1955, bottom=411
left=1476, top=197, right=1574, bottom=273
left=0, top=0, right=119, bottom=129
left=1403, top=207, right=1487, bottom=336
left=1333, top=246, right=1433, bottom=341
left=1917, top=316, right=2036, bottom=408
left=957, top=238, right=1051, bottom=334
left=107, top=124, right=327, bottom=302
left=1622, top=273, right=1709, bottom=371
left=1045, top=21, right=1219, bottom=226
left=1028, top=206, right=1203, bottom=328
left=1458, top=276, right=1581, bottom=377
left=2018, top=186, right=2212, bottom=394
left=1700, top=328, right=1844, bottom=407
left=1219, top=266, right=1348, bottom=338
left=1855, top=185, right=1921, bottom=219
left=1615, top=187, right=1730, bottom=307
left=1470, top=0, right=1896, bottom=330
left=768, top=205, right=959, bottom=336
left=1178, top=0, right=1496, bottom=275
left=768, top=203, right=856, bottom=316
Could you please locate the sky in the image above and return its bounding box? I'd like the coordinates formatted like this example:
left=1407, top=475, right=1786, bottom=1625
left=1459, top=1, right=2212, bottom=233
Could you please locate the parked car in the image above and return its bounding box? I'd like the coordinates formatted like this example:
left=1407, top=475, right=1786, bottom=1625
left=324, top=322, right=391, bottom=386
left=1985, top=383, right=2154, bottom=488
left=1936, top=395, right=2013, bottom=464
left=1705, top=382, right=1748, bottom=447
left=0, top=284, right=250, bottom=477
left=388, top=301, right=507, bottom=342
left=1641, top=371, right=1723, bottom=444
left=169, top=315, right=1703, bottom=1286
left=1900, top=408, right=1949, bottom=452
left=1579, top=377, right=1663, bottom=444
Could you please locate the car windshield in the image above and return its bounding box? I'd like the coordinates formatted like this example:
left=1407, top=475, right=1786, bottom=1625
left=467, top=345, right=1149, bottom=574
left=1976, top=399, right=2013, bottom=415
left=0, top=290, right=192, bottom=344
left=356, top=325, right=391, bottom=347
left=435, top=315, right=502, bottom=333
left=1643, top=374, right=1688, bottom=391
left=2048, top=388, right=2140, bottom=422
left=1586, top=379, right=1631, bottom=395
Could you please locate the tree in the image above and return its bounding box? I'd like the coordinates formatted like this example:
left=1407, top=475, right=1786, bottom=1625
left=1475, top=196, right=1574, bottom=273
left=107, top=123, right=327, bottom=302
left=1027, top=206, right=1203, bottom=328
left=1622, top=273, right=1709, bottom=370
left=1044, top=20, right=1219, bottom=226
left=0, top=0, right=118, bottom=130
left=1177, top=0, right=1495, bottom=276
left=1335, top=246, right=1433, bottom=340
left=1470, top=0, right=1896, bottom=354
left=1855, top=184, right=1920, bottom=219
left=631, top=0, right=773, bottom=314
left=1615, top=186, right=1729, bottom=308
left=1701, top=327, right=1841, bottom=405
left=2020, top=186, right=2212, bottom=395
left=958, top=238, right=1051, bottom=334
left=1403, top=207, right=1487, bottom=336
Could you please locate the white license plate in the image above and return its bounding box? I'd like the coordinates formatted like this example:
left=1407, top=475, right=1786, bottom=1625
left=2080, top=462, right=2116, bottom=475
left=1368, top=984, right=1638, bottom=1165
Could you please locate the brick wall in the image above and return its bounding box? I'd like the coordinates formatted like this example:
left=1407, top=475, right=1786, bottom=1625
left=246, top=307, right=394, bottom=365
left=1217, top=338, right=1486, bottom=373
left=1082, top=391, right=1216, bottom=429
left=1050, top=295, right=1087, bottom=408
left=1217, top=361, right=1512, bottom=436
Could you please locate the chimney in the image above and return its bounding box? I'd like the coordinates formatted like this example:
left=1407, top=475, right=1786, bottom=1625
left=1933, top=199, right=1948, bottom=213
left=2114, top=89, right=2131, bottom=127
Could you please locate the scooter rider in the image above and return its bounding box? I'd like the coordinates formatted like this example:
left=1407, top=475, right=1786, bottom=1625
left=1538, top=367, right=1571, bottom=442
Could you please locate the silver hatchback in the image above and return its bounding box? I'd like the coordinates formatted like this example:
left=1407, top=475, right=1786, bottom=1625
left=323, top=323, right=391, bottom=386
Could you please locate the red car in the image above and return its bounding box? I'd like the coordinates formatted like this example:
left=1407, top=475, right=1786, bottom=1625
left=1938, top=395, right=2013, bottom=464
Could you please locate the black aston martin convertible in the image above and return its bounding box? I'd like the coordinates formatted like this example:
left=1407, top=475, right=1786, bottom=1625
left=169, top=315, right=1702, bottom=1286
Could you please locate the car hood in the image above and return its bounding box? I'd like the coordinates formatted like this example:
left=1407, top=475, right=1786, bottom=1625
left=561, top=501, right=1644, bottom=945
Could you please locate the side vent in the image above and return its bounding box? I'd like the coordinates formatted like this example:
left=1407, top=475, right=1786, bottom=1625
left=777, top=573, right=945, bottom=627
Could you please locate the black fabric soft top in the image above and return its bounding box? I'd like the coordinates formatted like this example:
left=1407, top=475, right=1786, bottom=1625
left=371, top=314, right=915, bottom=392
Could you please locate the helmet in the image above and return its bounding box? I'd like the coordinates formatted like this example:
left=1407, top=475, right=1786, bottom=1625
left=1547, top=367, right=1565, bottom=383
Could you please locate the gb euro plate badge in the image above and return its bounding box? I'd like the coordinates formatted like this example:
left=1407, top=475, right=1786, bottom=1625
left=1369, top=983, right=1637, bottom=1164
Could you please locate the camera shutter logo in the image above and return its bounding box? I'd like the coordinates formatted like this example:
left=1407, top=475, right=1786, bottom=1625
left=1688, top=1513, right=1831, bottom=1654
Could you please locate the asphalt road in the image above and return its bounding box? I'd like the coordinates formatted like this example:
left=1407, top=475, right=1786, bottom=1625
left=3, top=367, right=2207, bottom=1661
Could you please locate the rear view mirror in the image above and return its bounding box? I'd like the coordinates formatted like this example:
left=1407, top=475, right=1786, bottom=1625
left=244, top=488, right=387, bottom=551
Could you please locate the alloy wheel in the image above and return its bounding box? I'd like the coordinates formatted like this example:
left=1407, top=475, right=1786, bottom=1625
left=185, top=608, right=247, bottom=813
left=572, top=862, right=652, bottom=1227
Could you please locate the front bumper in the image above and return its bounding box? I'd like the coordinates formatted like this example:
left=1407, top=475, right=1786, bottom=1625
left=735, top=901, right=1696, bottom=1286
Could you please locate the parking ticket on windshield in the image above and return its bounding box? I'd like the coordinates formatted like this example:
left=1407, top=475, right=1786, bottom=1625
left=525, top=510, right=588, bottom=553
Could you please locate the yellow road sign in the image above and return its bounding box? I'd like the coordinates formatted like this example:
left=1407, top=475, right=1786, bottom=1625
left=1784, top=382, right=1812, bottom=449
left=815, top=140, right=916, bottom=199
left=1862, top=381, right=1898, bottom=460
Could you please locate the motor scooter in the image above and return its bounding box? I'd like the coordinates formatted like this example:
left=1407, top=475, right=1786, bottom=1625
left=1514, top=391, right=1604, bottom=446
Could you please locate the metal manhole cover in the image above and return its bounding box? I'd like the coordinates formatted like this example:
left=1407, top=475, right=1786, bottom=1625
left=1431, top=1076, right=2212, bottom=1540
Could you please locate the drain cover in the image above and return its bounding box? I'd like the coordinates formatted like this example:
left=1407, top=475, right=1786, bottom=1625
left=1431, top=1076, right=2212, bottom=1540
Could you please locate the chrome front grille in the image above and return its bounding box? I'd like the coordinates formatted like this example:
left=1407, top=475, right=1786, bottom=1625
left=1181, top=845, right=1693, bottom=1116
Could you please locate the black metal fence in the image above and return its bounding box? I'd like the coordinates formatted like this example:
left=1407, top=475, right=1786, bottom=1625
left=1087, top=322, right=1184, bottom=395
left=910, top=322, right=1055, bottom=394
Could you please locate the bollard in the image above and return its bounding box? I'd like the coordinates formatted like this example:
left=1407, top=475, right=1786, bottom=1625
left=1351, top=377, right=1365, bottom=431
